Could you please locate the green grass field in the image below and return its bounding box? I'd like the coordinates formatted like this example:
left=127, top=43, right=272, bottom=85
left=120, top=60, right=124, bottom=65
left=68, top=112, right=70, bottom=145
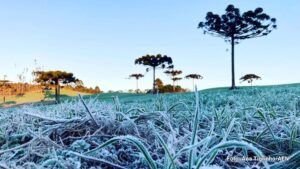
left=82, top=83, right=300, bottom=103
left=0, top=83, right=299, bottom=168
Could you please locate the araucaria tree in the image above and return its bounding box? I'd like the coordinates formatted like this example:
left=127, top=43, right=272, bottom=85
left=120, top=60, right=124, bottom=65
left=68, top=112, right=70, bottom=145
left=129, top=73, right=144, bottom=93
left=240, top=74, right=261, bottom=86
left=198, top=4, right=276, bottom=89
left=33, top=70, right=78, bottom=103
left=185, top=74, right=203, bottom=90
left=164, top=69, right=182, bottom=91
left=135, top=54, right=173, bottom=94
left=171, top=77, right=182, bottom=91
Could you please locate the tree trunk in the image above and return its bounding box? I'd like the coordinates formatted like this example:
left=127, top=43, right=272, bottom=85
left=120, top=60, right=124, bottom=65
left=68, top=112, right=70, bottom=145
left=173, top=80, right=175, bottom=92
left=152, top=67, right=156, bottom=94
left=2, top=85, right=5, bottom=103
left=230, top=36, right=236, bottom=89
left=136, top=79, right=139, bottom=94
left=192, top=79, right=195, bottom=91
left=58, top=85, right=60, bottom=103
left=55, top=81, right=60, bottom=103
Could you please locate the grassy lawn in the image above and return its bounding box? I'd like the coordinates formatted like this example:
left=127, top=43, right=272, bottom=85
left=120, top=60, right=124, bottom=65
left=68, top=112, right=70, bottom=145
left=2, top=83, right=299, bottom=107
left=0, top=88, right=91, bottom=106
left=1, top=83, right=299, bottom=168
left=81, top=83, right=300, bottom=104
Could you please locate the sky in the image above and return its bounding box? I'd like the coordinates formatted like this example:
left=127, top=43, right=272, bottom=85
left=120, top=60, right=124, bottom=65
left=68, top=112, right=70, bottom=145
left=0, top=0, right=299, bottom=92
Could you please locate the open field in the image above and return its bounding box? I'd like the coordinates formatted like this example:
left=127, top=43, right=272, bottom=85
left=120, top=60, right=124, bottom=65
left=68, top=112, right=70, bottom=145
left=0, top=89, right=91, bottom=107
left=0, top=84, right=299, bottom=168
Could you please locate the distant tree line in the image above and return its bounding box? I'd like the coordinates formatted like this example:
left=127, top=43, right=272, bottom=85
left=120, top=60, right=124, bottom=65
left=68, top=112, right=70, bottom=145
left=65, top=85, right=102, bottom=94
left=0, top=82, right=41, bottom=96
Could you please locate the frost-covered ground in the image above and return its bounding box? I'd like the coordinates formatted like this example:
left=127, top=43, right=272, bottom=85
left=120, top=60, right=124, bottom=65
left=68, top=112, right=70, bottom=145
left=0, top=84, right=300, bottom=169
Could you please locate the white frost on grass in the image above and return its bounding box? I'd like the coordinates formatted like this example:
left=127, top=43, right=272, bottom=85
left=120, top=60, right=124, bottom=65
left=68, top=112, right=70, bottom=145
left=0, top=85, right=299, bottom=168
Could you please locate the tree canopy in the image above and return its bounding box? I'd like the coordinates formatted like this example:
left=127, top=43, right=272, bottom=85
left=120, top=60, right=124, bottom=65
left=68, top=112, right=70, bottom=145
left=164, top=70, right=182, bottom=77
left=198, top=4, right=277, bottom=41
left=33, top=71, right=77, bottom=85
left=185, top=74, right=203, bottom=80
left=240, top=74, right=261, bottom=83
left=171, top=77, right=182, bottom=82
left=135, top=54, right=173, bottom=69
left=129, top=73, right=144, bottom=80
left=155, top=78, right=164, bottom=89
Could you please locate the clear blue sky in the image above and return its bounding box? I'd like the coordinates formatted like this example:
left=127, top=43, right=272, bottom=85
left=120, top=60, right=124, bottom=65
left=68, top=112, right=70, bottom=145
left=0, top=0, right=299, bottom=91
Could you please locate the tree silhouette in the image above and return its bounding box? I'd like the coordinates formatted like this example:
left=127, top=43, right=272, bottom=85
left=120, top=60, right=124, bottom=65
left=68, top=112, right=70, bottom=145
left=33, top=70, right=78, bottom=103
left=185, top=74, right=203, bottom=90
left=129, top=73, right=144, bottom=93
left=135, top=54, right=173, bottom=94
left=198, top=4, right=276, bottom=89
left=171, top=77, right=182, bottom=82
left=164, top=69, right=182, bottom=92
left=240, top=74, right=261, bottom=86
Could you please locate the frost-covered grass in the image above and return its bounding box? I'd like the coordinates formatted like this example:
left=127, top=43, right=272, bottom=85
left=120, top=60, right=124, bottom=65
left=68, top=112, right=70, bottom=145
left=0, top=84, right=300, bottom=169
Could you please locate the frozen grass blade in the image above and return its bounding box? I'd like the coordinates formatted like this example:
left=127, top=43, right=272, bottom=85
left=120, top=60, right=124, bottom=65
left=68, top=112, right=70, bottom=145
left=69, top=151, right=126, bottom=169
left=155, top=131, right=176, bottom=169
left=167, top=102, right=192, bottom=114
left=222, top=118, right=236, bottom=142
left=85, top=135, right=157, bottom=169
left=255, top=109, right=276, bottom=141
left=195, top=140, right=269, bottom=169
left=78, top=94, right=99, bottom=127
left=168, top=136, right=213, bottom=169
left=189, top=86, right=200, bottom=169
left=0, top=83, right=299, bottom=168
left=270, top=151, right=300, bottom=169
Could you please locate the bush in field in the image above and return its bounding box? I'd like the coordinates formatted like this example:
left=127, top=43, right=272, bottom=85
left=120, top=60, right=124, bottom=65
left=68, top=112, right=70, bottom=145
left=71, top=85, right=102, bottom=94
left=155, top=78, right=187, bottom=93
left=159, top=84, right=187, bottom=93
left=155, top=78, right=164, bottom=89
left=198, top=4, right=276, bottom=89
